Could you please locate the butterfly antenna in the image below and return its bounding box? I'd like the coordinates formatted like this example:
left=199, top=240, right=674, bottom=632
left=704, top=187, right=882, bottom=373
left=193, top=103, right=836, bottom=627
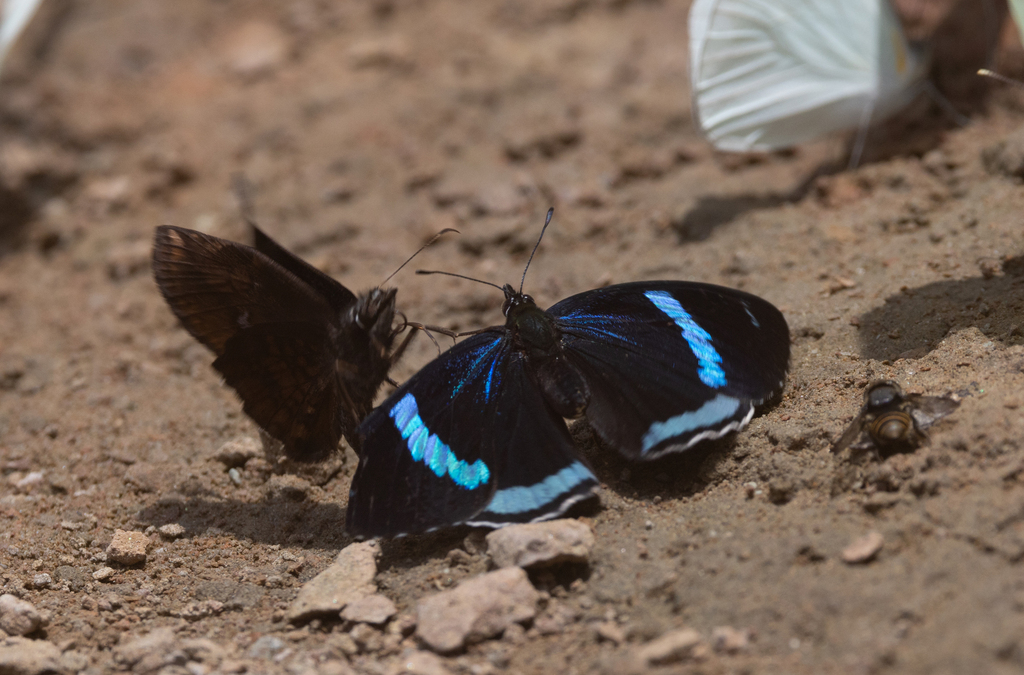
left=978, top=68, right=1024, bottom=89
left=415, top=269, right=503, bottom=291
left=520, top=208, right=554, bottom=293
left=848, top=100, right=874, bottom=170
left=232, top=173, right=259, bottom=229
left=382, top=228, right=459, bottom=286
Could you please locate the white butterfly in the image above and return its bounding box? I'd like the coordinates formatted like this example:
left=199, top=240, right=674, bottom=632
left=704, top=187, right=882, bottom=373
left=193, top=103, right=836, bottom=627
left=688, top=0, right=927, bottom=157
left=1010, top=0, right=1024, bottom=45
left=0, top=0, right=45, bottom=76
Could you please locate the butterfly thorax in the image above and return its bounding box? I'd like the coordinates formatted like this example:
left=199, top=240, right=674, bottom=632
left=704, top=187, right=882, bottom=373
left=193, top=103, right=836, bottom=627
left=336, top=287, right=400, bottom=420
left=501, top=284, right=590, bottom=419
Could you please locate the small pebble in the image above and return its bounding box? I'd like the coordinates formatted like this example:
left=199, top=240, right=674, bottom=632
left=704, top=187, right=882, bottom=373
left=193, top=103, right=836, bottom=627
left=158, top=523, right=185, bottom=539
left=92, top=567, right=115, bottom=581
left=0, top=636, right=62, bottom=673
left=711, top=626, right=751, bottom=653
left=0, top=594, right=44, bottom=636
left=842, top=531, right=884, bottom=564
left=220, top=20, right=289, bottom=79
left=106, top=529, right=150, bottom=565
left=247, top=635, right=286, bottom=659
left=29, top=574, right=51, bottom=589
left=340, top=594, right=396, bottom=626
left=395, top=650, right=452, bottom=675
left=595, top=621, right=626, bottom=644
left=214, top=437, right=261, bottom=468
left=486, top=519, right=594, bottom=569
left=14, top=472, right=44, bottom=492
left=415, top=567, right=538, bottom=654
left=286, top=541, right=379, bottom=623
left=637, top=627, right=703, bottom=666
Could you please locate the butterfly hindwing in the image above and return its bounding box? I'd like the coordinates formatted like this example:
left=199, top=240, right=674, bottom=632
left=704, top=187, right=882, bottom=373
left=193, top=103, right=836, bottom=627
left=212, top=322, right=344, bottom=463
left=689, top=0, right=924, bottom=152
left=551, top=281, right=790, bottom=460
left=347, top=332, right=598, bottom=538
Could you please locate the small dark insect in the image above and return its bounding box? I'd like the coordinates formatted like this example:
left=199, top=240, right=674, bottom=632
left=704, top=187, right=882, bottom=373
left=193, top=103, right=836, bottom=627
left=831, top=380, right=960, bottom=454
left=152, top=224, right=414, bottom=463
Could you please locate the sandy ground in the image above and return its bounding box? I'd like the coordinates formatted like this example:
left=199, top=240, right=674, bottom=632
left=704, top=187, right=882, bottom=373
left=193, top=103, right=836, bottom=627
left=2, top=0, right=1024, bottom=673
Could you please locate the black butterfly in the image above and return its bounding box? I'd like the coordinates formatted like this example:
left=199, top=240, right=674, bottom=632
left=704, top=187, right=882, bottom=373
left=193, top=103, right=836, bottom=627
left=152, top=225, right=411, bottom=462
left=346, top=213, right=791, bottom=537
left=831, top=380, right=960, bottom=455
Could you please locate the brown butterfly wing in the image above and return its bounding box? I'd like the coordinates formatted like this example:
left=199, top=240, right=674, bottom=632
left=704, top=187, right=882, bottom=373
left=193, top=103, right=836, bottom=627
left=152, top=226, right=345, bottom=355
left=252, top=225, right=357, bottom=310
left=152, top=226, right=364, bottom=460
left=213, top=322, right=345, bottom=463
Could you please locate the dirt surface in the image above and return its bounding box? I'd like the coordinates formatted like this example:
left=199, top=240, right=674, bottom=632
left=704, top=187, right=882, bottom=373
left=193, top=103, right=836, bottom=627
left=2, top=1, right=1024, bottom=673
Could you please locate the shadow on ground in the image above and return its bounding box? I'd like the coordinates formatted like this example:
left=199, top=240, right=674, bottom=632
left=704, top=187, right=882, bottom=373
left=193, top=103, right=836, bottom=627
left=856, top=268, right=1024, bottom=361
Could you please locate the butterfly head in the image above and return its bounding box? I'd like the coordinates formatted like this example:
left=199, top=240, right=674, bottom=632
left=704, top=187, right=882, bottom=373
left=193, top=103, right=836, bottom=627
left=350, top=287, right=399, bottom=338
left=501, top=284, right=536, bottom=319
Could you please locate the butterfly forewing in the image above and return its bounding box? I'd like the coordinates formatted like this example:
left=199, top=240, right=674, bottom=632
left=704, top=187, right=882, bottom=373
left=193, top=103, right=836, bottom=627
left=252, top=226, right=357, bottom=311
left=153, top=227, right=339, bottom=354
left=347, top=332, right=598, bottom=538
left=551, top=281, right=790, bottom=459
left=152, top=225, right=400, bottom=462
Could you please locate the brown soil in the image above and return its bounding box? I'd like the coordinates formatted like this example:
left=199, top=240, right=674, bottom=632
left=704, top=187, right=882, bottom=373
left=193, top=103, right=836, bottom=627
left=2, top=1, right=1024, bottom=673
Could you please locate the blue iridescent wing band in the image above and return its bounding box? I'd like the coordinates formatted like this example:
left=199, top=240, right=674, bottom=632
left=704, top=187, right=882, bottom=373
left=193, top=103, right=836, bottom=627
left=551, top=281, right=790, bottom=460
left=347, top=333, right=598, bottom=538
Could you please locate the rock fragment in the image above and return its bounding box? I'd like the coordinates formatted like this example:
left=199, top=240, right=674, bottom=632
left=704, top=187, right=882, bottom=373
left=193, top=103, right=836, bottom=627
left=214, top=437, right=261, bottom=468
left=106, top=529, right=150, bottom=565
left=842, top=531, right=884, bottom=564
left=112, top=627, right=177, bottom=672
left=711, top=626, right=751, bottom=653
left=247, top=635, right=285, bottom=659
left=637, top=627, right=703, bottom=666
left=220, top=20, right=290, bottom=79
left=415, top=567, right=538, bottom=654
left=594, top=621, right=626, bottom=644
left=393, top=650, right=453, bottom=675
left=340, top=594, right=396, bottom=625
left=0, top=595, right=43, bottom=636
left=286, top=541, right=379, bottom=623
left=486, top=519, right=594, bottom=568
left=0, top=635, right=62, bottom=675
left=158, top=523, right=185, bottom=540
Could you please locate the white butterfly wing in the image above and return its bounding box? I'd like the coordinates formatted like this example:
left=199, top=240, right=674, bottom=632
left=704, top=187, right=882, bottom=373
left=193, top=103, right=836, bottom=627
left=1009, top=0, right=1024, bottom=51
left=689, top=0, right=924, bottom=152
left=0, top=0, right=45, bottom=75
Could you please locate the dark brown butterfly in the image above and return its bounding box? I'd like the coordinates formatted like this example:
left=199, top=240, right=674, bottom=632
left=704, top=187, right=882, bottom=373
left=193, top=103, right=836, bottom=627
left=152, top=225, right=413, bottom=462
left=831, top=380, right=960, bottom=454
